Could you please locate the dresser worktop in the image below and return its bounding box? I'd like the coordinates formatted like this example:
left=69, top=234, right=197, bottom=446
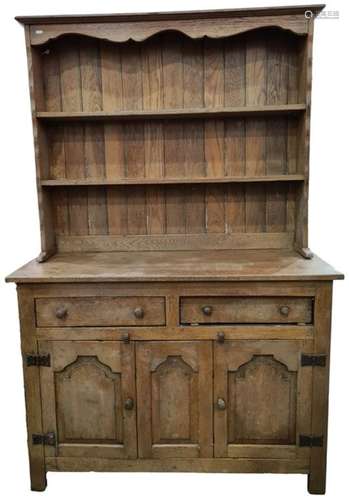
left=6, top=250, right=343, bottom=283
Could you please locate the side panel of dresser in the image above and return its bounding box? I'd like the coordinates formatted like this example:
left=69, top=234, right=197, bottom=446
left=17, top=286, right=46, bottom=491
left=308, top=282, right=333, bottom=494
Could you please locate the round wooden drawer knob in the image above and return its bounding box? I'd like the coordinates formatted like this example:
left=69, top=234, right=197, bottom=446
left=55, top=306, right=68, bottom=319
left=216, top=397, right=226, bottom=410
left=202, top=305, right=213, bottom=316
left=134, top=307, right=144, bottom=319
left=280, top=306, right=290, bottom=316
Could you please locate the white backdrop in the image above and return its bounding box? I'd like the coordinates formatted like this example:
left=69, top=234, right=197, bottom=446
left=0, top=1, right=347, bottom=499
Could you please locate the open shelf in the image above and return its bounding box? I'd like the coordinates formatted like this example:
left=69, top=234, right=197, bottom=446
left=36, top=104, right=306, bottom=122
left=41, top=175, right=305, bottom=187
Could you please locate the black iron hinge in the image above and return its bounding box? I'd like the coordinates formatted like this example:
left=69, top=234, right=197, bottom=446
left=301, top=354, right=327, bottom=367
left=26, top=354, right=51, bottom=367
left=299, top=434, right=324, bottom=447
left=32, top=432, right=56, bottom=446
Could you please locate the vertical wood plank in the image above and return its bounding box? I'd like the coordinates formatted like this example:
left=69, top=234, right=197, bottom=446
left=105, top=187, right=127, bottom=235
left=224, top=36, right=247, bottom=236
left=286, top=183, right=296, bottom=234
left=182, top=40, right=206, bottom=233
left=124, top=123, right=146, bottom=232
left=204, top=38, right=225, bottom=175
left=42, top=45, right=61, bottom=112
left=162, top=33, right=183, bottom=109
left=245, top=184, right=266, bottom=233
left=245, top=33, right=267, bottom=234
left=266, top=183, right=287, bottom=233
left=224, top=37, right=246, bottom=107
left=100, top=41, right=127, bottom=235
left=85, top=184, right=108, bottom=236
left=224, top=36, right=246, bottom=180
left=121, top=42, right=143, bottom=111
left=225, top=119, right=246, bottom=178
left=142, top=39, right=165, bottom=234
left=287, top=38, right=300, bottom=178
left=80, top=39, right=103, bottom=112
left=265, top=32, right=288, bottom=235
left=49, top=126, right=69, bottom=235
left=287, top=117, right=298, bottom=174
left=266, top=32, right=288, bottom=105
left=48, top=126, right=66, bottom=179
left=265, top=120, right=287, bottom=234
left=245, top=33, right=267, bottom=172
left=100, top=41, right=124, bottom=179
left=142, top=38, right=163, bottom=111
left=204, top=39, right=225, bottom=233
left=80, top=40, right=108, bottom=235
left=183, top=111, right=206, bottom=234
left=165, top=186, right=186, bottom=235
left=100, top=41, right=123, bottom=111
left=59, top=39, right=88, bottom=236
left=124, top=122, right=145, bottom=178
left=59, top=39, right=82, bottom=112
left=146, top=186, right=166, bottom=235
left=205, top=183, right=226, bottom=234
left=185, top=184, right=206, bottom=234
left=183, top=38, right=204, bottom=108
left=163, top=33, right=185, bottom=234
left=288, top=38, right=300, bottom=104
left=226, top=185, right=246, bottom=233
left=127, top=186, right=147, bottom=235
left=182, top=40, right=205, bottom=233
left=120, top=41, right=146, bottom=233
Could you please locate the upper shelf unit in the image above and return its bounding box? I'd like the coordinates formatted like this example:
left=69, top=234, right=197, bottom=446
left=20, top=7, right=318, bottom=255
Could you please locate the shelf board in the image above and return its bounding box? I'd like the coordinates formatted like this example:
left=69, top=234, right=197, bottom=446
left=36, top=104, right=306, bottom=122
left=41, top=175, right=305, bottom=187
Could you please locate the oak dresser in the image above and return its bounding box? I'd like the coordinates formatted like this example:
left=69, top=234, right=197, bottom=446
left=6, top=4, right=343, bottom=494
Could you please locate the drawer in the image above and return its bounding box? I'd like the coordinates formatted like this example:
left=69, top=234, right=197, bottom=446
left=180, top=297, right=313, bottom=325
left=36, top=297, right=166, bottom=327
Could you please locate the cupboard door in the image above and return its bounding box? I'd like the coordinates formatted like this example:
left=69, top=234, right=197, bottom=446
left=214, top=340, right=313, bottom=459
left=137, top=341, right=213, bottom=458
left=39, top=341, right=137, bottom=458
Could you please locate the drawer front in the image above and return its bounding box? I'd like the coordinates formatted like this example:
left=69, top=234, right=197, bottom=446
left=180, top=297, right=313, bottom=324
left=36, top=297, right=166, bottom=327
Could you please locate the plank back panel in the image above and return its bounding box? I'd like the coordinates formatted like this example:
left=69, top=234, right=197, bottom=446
left=38, top=28, right=306, bottom=252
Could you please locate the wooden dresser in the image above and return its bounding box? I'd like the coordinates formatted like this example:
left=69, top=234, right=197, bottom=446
left=7, top=5, right=343, bottom=494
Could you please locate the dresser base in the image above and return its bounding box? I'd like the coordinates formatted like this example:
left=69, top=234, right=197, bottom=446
left=32, top=458, right=325, bottom=494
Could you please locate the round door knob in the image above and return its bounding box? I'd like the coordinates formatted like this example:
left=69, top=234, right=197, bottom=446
left=134, top=307, right=144, bottom=319
left=55, top=306, right=68, bottom=319
left=202, top=305, right=213, bottom=316
left=280, top=306, right=290, bottom=316
left=124, top=398, right=134, bottom=410
left=216, top=397, right=226, bottom=410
